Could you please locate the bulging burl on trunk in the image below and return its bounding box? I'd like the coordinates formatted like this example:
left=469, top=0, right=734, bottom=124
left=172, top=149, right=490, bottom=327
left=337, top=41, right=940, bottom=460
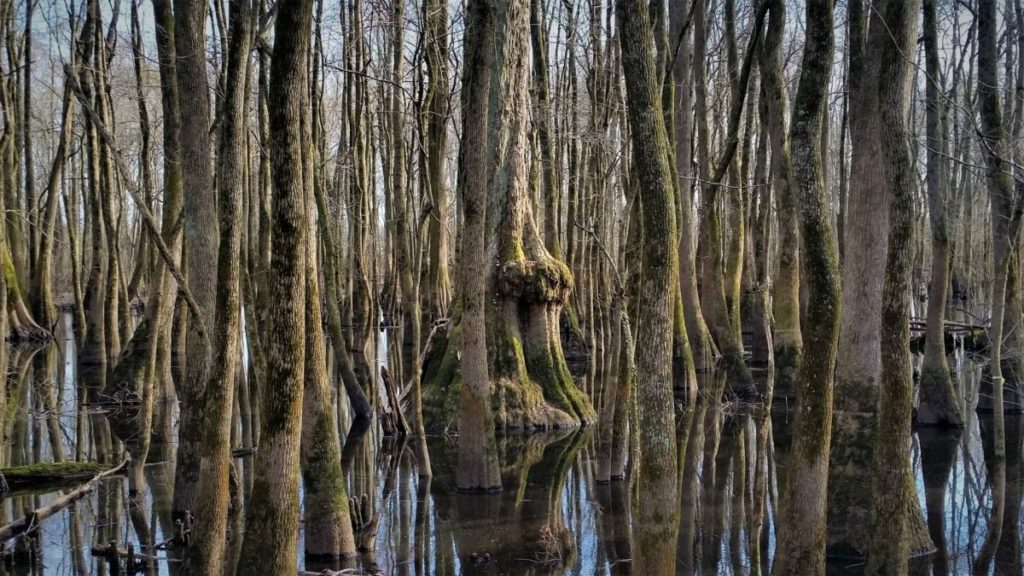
left=423, top=254, right=594, bottom=433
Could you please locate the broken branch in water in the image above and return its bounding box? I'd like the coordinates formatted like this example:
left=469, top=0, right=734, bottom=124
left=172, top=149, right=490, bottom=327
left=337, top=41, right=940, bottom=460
left=0, top=459, right=129, bottom=542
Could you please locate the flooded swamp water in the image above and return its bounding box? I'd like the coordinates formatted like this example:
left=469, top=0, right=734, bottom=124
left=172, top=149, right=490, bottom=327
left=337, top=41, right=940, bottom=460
left=0, top=319, right=1019, bottom=575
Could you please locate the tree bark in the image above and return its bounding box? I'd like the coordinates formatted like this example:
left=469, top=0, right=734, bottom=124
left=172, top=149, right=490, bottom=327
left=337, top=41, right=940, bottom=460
left=771, top=1, right=841, bottom=574
left=617, top=0, right=681, bottom=572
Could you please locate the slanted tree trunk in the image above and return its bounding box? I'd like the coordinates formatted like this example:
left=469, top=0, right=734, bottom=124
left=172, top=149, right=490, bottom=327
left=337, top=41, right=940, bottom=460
left=918, top=0, right=963, bottom=427
left=617, top=0, right=681, bottom=572
left=424, top=0, right=594, bottom=436
left=301, top=80, right=357, bottom=559
left=771, top=0, right=841, bottom=574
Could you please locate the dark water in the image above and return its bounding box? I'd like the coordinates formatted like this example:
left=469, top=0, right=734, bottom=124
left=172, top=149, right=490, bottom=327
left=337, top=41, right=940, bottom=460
left=0, top=320, right=1019, bottom=575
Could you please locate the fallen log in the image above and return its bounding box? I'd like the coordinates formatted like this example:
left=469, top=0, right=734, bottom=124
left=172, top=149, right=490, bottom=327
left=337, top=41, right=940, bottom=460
left=0, top=461, right=110, bottom=491
left=0, top=459, right=128, bottom=542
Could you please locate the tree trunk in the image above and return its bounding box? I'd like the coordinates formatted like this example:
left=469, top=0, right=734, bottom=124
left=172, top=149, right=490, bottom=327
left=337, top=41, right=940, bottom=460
left=771, top=1, right=841, bottom=574
left=760, top=0, right=802, bottom=400
left=180, top=0, right=251, bottom=572
left=422, top=0, right=452, bottom=319
left=237, top=0, right=312, bottom=573
left=973, top=0, right=1014, bottom=571
left=172, top=0, right=219, bottom=522
left=455, top=0, right=502, bottom=492
left=918, top=0, right=963, bottom=427
left=425, top=0, right=594, bottom=436
left=670, top=0, right=717, bottom=373
left=865, top=2, right=923, bottom=572
left=828, top=0, right=933, bottom=558
left=617, top=0, right=681, bottom=572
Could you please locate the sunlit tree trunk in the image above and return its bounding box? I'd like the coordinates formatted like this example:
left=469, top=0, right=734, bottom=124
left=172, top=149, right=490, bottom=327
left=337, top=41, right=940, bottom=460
left=172, top=0, right=219, bottom=521
left=455, top=0, right=502, bottom=492
left=237, top=0, right=312, bottom=573
left=425, top=0, right=594, bottom=436
left=617, top=0, right=681, bottom=571
left=180, top=0, right=251, bottom=572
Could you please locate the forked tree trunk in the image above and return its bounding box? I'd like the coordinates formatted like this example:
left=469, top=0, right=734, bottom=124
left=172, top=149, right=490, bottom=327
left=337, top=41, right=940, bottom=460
left=827, top=0, right=934, bottom=558
left=180, top=0, right=251, bottom=572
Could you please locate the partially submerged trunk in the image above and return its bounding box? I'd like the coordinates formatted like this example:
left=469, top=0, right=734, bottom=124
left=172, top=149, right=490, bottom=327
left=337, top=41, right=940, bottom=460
left=424, top=0, right=594, bottom=435
left=917, top=0, right=963, bottom=428
left=617, top=0, right=682, bottom=571
left=771, top=1, right=842, bottom=573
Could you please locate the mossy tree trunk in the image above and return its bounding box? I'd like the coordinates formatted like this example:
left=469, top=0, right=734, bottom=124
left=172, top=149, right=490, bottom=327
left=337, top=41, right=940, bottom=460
left=454, top=0, right=502, bottom=493
left=760, top=0, right=802, bottom=400
left=827, top=0, right=933, bottom=559
left=180, top=0, right=251, bottom=573
left=422, top=0, right=452, bottom=320
left=301, top=93, right=357, bottom=560
left=425, top=0, right=594, bottom=439
left=865, top=1, right=923, bottom=572
left=617, top=0, right=683, bottom=572
left=670, top=0, right=717, bottom=373
left=237, top=0, right=312, bottom=572
left=770, top=0, right=841, bottom=573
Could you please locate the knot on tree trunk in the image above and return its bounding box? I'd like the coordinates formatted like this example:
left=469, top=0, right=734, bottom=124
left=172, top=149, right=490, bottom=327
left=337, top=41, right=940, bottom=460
left=496, top=258, right=573, bottom=304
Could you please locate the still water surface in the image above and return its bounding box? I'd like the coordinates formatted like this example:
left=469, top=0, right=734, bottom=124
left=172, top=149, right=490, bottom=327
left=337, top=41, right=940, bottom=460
left=0, top=320, right=1017, bottom=575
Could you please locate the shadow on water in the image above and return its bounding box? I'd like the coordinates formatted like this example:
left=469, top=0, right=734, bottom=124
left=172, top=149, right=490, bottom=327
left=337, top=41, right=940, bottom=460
left=0, top=323, right=1021, bottom=575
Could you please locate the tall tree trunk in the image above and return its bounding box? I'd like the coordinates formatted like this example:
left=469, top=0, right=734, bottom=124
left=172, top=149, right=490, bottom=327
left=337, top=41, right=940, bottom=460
left=237, top=0, right=312, bottom=573
left=974, top=0, right=1014, bottom=570
left=617, top=0, right=681, bottom=572
left=865, top=1, right=922, bottom=572
left=771, top=0, right=841, bottom=574
left=422, top=0, right=452, bottom=319
left=455, top=0, right=502, bottom=492
left=180, top=0, right=251, bottom=572
left=172, top=0, right=219, bottom=521
left=760, top=0, right=801, bottom=400
left=918, top=0, right=963, bottom=427
left=828, top=0, right=935, bottom=557
left=425, top=0, right=594, bottom=434
left=670, top=0, right=717, bottom=372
